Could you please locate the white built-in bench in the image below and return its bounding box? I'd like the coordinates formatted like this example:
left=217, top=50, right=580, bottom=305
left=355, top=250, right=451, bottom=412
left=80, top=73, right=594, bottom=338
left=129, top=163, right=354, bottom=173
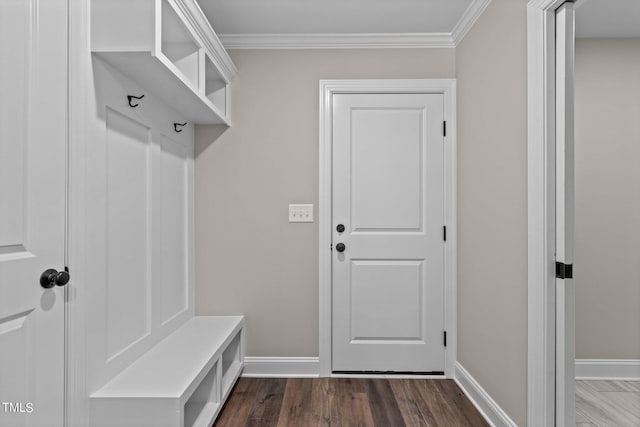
left=91, top=316, right=244, bottom=427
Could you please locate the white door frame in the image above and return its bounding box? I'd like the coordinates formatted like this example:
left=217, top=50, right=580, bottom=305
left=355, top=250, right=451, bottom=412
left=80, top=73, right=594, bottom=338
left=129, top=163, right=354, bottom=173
left=318, top=79, right=457, bottom=377
left=527, top=0, right=579, bottom=425
left=554, top=4, right=576, bottom=425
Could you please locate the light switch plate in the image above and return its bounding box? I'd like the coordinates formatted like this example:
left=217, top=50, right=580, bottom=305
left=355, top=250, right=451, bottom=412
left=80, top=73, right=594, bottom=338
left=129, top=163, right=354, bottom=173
left=289, top=204, right=313, bottom=223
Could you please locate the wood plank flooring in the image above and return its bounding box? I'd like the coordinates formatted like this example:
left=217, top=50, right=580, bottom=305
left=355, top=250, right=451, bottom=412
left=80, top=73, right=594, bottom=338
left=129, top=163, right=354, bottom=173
left=214, top=378, right=490, bottom=427
left=576, top=380, right=640, bottom=427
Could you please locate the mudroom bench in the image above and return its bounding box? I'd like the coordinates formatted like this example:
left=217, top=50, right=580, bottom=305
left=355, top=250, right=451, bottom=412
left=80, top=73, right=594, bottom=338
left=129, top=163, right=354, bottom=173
left=91, top=316, right=244, bottom=427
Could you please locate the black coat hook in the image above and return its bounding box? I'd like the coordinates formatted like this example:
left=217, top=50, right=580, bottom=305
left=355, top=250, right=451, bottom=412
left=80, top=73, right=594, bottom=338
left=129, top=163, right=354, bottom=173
left=127, top=94, right=145, bottom=108
left=174, top=122, right=187, bottom=132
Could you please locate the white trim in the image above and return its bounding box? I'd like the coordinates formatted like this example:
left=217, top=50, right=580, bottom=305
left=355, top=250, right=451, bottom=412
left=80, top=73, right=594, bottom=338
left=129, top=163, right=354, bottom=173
left=554, top=5, right=576, bottom=426
left=451, top=0, right=493, bottom=45
left=576, top=359, right=640, bottom=380
left=242, top=357, right=320, bottom=378
left=218, top=33, right=455, bottom=49
left=173, top=0, right=237, bottom=81
left=217, top=0, right=494, bottom=49
left=318, top=79, right=457, bottom=378
left=527, top=1, right=569, bottom=426
left=331, top=373, right=446, bottom=379
left=454, top=363, right=518, bottom=427
left=241, top=357, right=452, bottom=379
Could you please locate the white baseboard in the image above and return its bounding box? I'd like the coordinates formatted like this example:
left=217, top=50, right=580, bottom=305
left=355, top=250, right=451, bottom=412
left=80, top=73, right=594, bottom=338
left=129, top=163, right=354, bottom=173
left=454, top=362, right=517, bottom=427
left=242, top=357, right=320, bottom=378
left=576, top=359, right=640, bottom=380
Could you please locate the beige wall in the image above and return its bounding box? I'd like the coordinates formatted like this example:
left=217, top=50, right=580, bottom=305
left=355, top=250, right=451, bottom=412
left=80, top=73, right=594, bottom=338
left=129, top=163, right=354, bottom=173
left=455, top=0, right=528, bottom=425
left=195, top=49, right=456, bottom=357
left=575, top=39, right=640, bottom=359
left=195, top=5, right=530, bottom=424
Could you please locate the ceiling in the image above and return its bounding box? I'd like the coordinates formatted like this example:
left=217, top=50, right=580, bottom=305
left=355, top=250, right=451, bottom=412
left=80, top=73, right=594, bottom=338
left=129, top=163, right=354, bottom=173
left=198, top=0, right=474, bottom=35
left=576, top=0, right=640, bottom=38
left=195, top=0, right=640, bottom=48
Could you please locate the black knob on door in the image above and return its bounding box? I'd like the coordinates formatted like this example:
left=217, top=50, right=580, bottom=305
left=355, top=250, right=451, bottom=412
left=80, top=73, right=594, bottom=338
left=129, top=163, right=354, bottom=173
left=40, top=268, right=70, bottom=289
left=336, top=224, right=345, bottom=233
left=335, top=243, right=346, bottom=253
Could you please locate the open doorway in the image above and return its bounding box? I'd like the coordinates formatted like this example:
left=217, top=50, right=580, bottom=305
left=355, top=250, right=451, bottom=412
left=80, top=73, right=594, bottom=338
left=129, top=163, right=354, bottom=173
left=528, top=0, right=640, bottom=425
left=573, top=0, right=640, bottom=425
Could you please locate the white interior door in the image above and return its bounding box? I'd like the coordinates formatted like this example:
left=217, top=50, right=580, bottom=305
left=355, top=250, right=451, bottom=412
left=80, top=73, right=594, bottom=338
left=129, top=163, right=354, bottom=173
left=332, top=93, right=445, bottom=372
left=555, top=3, right=576, bottom=426
left=0, top=0, right=68, bottom=425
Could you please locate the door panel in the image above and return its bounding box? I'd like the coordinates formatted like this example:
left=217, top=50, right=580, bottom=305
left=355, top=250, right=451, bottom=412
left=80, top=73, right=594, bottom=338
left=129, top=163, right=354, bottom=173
left=0, top=0, right=67, bottom=425
left=332, top=93, right=445, bottom=372
left=351, top=108, right=423, bottom=232
left=350, top=260, right=425, bottom=341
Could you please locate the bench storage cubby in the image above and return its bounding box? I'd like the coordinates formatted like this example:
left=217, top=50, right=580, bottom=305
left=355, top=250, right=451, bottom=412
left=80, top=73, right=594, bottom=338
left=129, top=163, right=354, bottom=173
left=91, top=316, right=244, bottom=427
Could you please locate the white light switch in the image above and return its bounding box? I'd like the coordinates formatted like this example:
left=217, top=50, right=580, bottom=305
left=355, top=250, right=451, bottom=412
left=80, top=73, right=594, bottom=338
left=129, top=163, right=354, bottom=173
left=289, top=204, right=313, bottom=223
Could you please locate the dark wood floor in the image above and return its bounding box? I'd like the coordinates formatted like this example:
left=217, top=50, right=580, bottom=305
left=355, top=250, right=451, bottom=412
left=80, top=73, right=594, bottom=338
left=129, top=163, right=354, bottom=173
left=214, top=378, right=489, bottom=426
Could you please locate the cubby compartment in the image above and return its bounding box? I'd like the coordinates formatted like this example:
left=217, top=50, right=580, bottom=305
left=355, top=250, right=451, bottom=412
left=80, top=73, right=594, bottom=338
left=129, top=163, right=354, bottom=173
left=91, top=0, right=236, bottom=125
left=205, top=54, right=228, bottom=117
left=221, top=330, right=243, bottom=397
left=160, top=0, right=201, bottom=90
left=184, top=361, right=220, bottom=427
left=90, top=316, right=244, bottom=427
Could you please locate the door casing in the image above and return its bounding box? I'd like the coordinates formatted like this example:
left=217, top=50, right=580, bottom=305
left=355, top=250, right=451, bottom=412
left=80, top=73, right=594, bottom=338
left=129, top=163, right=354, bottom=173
left=554, top=4, right=576, bottom=425
left=318, top=79, right=457, bottom=377
left=527, top=0, right=579, bottom=425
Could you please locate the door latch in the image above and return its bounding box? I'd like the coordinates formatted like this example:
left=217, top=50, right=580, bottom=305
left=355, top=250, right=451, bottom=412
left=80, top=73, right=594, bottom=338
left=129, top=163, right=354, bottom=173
left=555, top=262, right=573, bottom=280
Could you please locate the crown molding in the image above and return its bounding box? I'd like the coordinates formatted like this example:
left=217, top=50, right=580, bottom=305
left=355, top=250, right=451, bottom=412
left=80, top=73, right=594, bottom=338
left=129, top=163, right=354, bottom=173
left=174, top=0, right=238, bottom=81
left=218, top=33, right=455, bottom=49
left=216, top=0, right=492, bottom=49
left=451, top=0, right=493, bottom=45
left=527, top=0, right=559, bottom=8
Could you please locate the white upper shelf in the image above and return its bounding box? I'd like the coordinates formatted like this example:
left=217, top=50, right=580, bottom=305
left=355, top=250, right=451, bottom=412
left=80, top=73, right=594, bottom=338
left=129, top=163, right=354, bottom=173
left=92, top=0, right=237, bottom=125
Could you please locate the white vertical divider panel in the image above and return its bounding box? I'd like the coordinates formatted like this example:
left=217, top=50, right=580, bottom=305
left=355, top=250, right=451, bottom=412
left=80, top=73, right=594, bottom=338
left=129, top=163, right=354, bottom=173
left=160, top=133, right=191, bottom=324
left=150, top=128, right=163, bottom=337
left=555, top=3, right=576, bottom=426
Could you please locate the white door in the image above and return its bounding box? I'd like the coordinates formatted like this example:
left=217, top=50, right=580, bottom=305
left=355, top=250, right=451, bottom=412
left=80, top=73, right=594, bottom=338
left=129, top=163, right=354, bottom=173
left=332, top=93, right=445, bottom=372
left=555, top=3, right=576, bottom=426
left=0, top=0, right=68, bottom=425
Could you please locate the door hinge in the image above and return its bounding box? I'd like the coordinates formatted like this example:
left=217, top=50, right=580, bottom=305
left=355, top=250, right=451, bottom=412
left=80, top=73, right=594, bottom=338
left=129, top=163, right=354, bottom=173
left=443, top=226, right=447, bottom=242
left=555, top=261, right=573, bottom=279
left=443, top=331, right=447, bottom=347
left=443, top=121, right=447, bottom=137
left=330, top=243, right=333, bottom=251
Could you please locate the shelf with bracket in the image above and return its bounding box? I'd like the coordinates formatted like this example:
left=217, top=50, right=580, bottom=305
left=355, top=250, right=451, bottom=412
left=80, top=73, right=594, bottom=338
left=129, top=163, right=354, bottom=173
left=91, top=0, right=237, bottom=125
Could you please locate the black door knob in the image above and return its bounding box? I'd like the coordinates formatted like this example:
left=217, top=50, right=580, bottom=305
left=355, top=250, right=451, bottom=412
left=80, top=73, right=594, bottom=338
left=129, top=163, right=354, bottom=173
left=336, top=224, right=345, bottom=233
left=40, top=268, right=70, bottom=289
left=335, top=243, right=346, bottom=253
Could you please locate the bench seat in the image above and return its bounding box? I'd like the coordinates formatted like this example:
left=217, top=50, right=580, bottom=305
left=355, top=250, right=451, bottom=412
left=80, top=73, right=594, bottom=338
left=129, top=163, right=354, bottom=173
left=91, top=316, right=244, bottom=427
